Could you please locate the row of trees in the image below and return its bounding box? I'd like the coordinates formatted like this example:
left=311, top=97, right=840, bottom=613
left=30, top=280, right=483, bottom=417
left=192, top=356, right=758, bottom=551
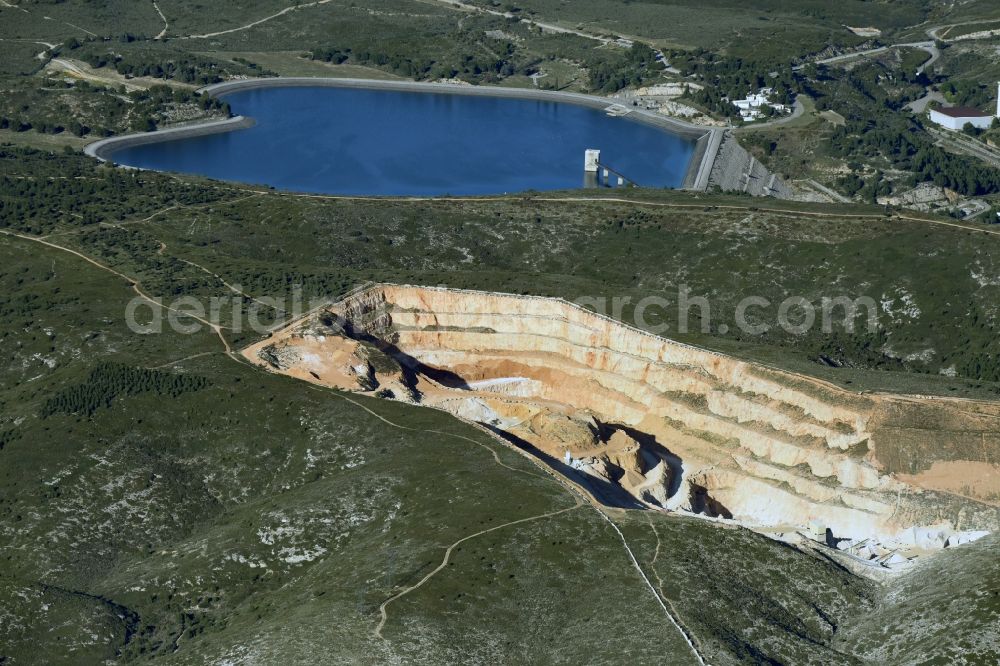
left=0, top=80, right=229, bottom=140
left=79, top=50, right=275, bottom=85
left=786, top=56, right=1000, bottom=197
left=0, top=118, right=97, bottom=136
left=672, top=50, right=798, bottom=120
left=308, top=33, right=533, bottom=84
left=940, top=79, right=995, bottom=109
left=57, top=36, right=275, bottom=85
left=586, top=43, right=659, bottom=93
left=40, top=362, right=210, bottom=418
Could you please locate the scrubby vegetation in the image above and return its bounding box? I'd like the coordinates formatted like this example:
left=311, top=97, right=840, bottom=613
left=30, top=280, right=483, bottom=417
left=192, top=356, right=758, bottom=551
left=2, top=1, right=1000, bottom=663
left=0, top=146, right=236, bottom=234
left=737, top=52, right=1000, bottom=198
left=304, top=18, right=663, bottom=91
left=308, top=30, right=534, bottom=84
left=586, top=42, right=661, bottom=93
left=0, top=230, right=699, bottom=664
left=836, top=533, right=1000, bottom=665
left=462, top=0, right=924, bottom=56
left=674, top=50, right=798, bottom=121
left=940, top=78, right=998, bottom=109
left=621, top=513, right=876, bottom=665
left=58, top=37, right=279, bottom=85
left=5, top=146, right=998, bottom=394
left=811, top=61, right=1000, bottom=196
left=81, top=48, right=275, bottom=85
left=0, top=80, right=228, bottom=139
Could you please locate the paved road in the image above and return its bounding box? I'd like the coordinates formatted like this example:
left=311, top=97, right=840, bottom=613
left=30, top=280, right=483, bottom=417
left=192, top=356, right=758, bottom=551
left=906, top=90, right=944, bottom=114
left=914, top=42, right=940, bottom=74
left=795, top=41, right=938, bottom=72
left=928, top=21, right=1000, bottom=42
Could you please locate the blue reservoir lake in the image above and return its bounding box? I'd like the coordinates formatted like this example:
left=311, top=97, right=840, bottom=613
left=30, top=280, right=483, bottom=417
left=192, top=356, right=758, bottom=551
left=109, top=86, right=698, bottom=196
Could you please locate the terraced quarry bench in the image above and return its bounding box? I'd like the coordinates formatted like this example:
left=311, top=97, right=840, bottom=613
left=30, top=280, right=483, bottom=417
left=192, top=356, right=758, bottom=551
left=243, top=284, right=1000, bottom=566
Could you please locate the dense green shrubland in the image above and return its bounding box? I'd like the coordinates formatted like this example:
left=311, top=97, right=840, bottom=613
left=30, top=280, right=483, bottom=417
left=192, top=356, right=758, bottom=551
left=40, top=362, right=209, bottom=417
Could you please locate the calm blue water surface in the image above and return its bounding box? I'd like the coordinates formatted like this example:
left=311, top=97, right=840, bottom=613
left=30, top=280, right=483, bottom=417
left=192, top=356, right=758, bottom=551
left=111, top=87, right=696, bottom=196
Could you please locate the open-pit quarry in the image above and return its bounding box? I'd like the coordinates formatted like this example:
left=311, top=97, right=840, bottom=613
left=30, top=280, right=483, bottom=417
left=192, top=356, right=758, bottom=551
left=243, top=284, right=1000, bottom=570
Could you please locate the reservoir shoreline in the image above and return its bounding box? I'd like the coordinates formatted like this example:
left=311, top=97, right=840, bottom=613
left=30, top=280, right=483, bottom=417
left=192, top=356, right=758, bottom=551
left=85, top=115, right=256, bottom=163
left=87, top=77, right=722, bottom=192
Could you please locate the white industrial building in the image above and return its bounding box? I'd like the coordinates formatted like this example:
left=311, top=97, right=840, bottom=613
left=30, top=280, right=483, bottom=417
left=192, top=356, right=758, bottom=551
left=929, top=106, right=995, bottom=130
left=731, top=88, right=788, bottom=121
left=928, top=82, right=1000, bottom=131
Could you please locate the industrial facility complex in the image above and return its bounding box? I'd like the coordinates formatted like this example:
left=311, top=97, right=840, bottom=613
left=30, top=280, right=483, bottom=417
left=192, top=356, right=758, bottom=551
left=929, top=82, right=1000, bottom=130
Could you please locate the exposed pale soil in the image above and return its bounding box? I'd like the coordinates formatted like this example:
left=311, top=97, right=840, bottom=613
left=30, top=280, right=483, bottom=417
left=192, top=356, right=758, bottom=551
left=242, top=284, right=1000, bottom=565
left=898, top=461, right=1000, bottom=504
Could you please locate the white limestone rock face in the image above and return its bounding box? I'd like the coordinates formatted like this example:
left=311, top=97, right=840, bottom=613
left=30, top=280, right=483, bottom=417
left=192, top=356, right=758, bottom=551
left=261, top=284, right=1000, bottom=546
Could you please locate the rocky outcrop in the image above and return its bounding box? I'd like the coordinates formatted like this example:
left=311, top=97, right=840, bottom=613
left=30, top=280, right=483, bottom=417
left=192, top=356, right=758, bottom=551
left=244, top=284, right=1000, bottom=551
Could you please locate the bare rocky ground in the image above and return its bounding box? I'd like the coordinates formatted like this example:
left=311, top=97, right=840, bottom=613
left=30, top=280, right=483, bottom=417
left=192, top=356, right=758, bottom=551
left=237, top=283, right=1000, bottom=665
left=3, top=0, right=1000, bottom=650
left=246, top=285, right=1000, bottom=572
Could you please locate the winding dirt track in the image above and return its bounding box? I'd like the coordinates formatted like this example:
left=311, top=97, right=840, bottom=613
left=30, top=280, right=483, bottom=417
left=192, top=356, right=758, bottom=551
left=2, top=224, right=707, bottom=662
left=152, top=0, right=169, bottom=40
left=422, top=0, right=610, bottom=43
left=373, top=502, right=584, bottom=639
left=303, top=383, right=548, bottom=482
left=302, top=383, right=707, bottom=663
left=646, top=515, right=707, bottom=659
left=928, top=21, right=1000, bottom=42
left=0, top=0, right=96, bottom=36
left=177, top=0, right=333, bottom=39
left=8, top=175, right=997, bottom=666
left=290, top=381, right=707, bottom=662
left=0, top=229, right=233, bottom=353
left=239, top=188, right=1000, bottom=237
